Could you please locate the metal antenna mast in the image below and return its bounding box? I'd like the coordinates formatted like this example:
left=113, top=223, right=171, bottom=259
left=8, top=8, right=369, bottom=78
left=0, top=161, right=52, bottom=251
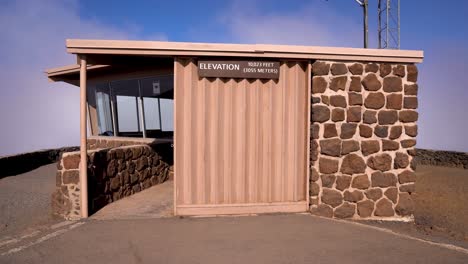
left=378, top=0, right=400, bottom=49
left=355, top=0, right=369, bottom=48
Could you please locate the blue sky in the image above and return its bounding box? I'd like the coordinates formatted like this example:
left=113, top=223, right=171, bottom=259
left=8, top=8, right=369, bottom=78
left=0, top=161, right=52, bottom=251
left=1, top=0, right=468, bottom=155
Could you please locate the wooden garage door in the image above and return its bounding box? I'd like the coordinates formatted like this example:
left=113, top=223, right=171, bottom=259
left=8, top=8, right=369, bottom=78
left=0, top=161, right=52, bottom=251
left=174, top=58, right=310, bottom=215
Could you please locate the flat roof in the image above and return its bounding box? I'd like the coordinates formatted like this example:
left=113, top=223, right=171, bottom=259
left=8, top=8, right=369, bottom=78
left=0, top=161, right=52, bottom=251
left=47, top=39, right=424, bottom=81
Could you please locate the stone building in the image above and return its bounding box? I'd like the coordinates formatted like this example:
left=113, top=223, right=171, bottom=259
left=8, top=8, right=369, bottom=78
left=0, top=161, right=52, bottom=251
left=47, top=39, right=423, bottom=219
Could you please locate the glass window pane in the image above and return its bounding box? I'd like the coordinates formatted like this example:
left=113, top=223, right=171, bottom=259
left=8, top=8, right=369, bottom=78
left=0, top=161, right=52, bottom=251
left=143, top=97, right=161, bottom=130
left=140, top=76, right=173, bottom=99
left=160, top=98, right=174, bottom=131
left=116, top=95, right=139, bottom=132
left=91, top=83, right=113, bottom=135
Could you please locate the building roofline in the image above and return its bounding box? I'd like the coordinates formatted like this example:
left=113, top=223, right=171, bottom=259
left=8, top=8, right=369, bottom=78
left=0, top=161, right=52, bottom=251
left=46, top=39, right=424, bottom=82
left=65, top=39, right=423, bottom=63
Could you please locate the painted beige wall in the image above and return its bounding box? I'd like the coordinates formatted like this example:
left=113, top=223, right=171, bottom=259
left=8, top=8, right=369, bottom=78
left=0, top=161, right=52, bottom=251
left=174, top=58, right=310, bottom=215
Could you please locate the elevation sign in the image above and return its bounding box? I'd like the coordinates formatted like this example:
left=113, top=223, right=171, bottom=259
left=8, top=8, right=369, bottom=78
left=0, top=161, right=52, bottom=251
left=198, top=60, right=280, bottom=79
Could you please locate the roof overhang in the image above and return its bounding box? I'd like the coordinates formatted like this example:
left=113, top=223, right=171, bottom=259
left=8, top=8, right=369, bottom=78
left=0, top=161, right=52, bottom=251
left=46, top=39, right=424, bottom=83
left=66, top=39, right=423, bottom=63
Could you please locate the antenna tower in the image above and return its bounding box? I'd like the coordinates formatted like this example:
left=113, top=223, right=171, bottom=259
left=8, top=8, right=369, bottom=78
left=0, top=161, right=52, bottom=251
left=378, top=0, right=400, bottom=49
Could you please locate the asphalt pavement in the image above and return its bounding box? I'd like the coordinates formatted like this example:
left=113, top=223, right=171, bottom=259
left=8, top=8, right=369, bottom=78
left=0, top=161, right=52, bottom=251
left=0, top=163, right=60, bottom=237
left=0, top=214, right=467, bottom=264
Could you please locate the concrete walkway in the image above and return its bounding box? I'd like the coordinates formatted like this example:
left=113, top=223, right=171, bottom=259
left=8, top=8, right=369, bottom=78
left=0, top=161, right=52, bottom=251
left=1, top=214, right=467, bottom=264
left=92, top=180, right=174, bottom=220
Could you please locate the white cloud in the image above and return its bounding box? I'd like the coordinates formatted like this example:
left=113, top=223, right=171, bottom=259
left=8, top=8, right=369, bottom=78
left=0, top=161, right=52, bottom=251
left=219, top=0, right=362, bottom=47
left=0, top=0, right=166, bottom=156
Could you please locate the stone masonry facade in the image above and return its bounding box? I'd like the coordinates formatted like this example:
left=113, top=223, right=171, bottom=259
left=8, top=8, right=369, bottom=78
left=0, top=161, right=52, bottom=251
left=309, top=61, right=418, bottom=219
left=52, top=142, right=173, bottom=219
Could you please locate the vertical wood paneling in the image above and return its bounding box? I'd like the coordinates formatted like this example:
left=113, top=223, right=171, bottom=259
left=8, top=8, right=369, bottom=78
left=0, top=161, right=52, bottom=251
left=175, top=59, right=309, bottom=209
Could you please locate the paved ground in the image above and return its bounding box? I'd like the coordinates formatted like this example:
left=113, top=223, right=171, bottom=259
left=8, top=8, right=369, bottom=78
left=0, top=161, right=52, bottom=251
left=1, top=163, right=467, bottom=263
left=92, top=180, right=173, bottom=220
left=0, top=163, right=60, bottom=237
left=1, top=214, right=467, bottom=264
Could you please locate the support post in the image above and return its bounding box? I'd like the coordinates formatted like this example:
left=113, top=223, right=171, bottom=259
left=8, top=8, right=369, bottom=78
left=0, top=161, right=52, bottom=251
left=79, top=55, right=89, bottom=218
left=363, top=0, right=369, bottom=48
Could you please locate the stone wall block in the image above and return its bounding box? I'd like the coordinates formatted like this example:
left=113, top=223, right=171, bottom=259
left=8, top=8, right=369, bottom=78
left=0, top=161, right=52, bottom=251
left=394, top=152, right=410, bottom=169
left=321, top=188, right=344, bottom=208
left=401, top=139, right=416, bottom=148
left=320, top=138, right=341, bottom=157
left=311, top=124, right=320, bottom=139
left=114, top=149, right=125, bottom=160
left=341, top=140, right=360, bottom=155
left=331, top=109, right=345, bottom=122
left=404, top=125, right=418, bottom=137
left=312, top=61, right=330, bottom=76
left=63, top=154, right=80, bottom=170
left=352, top=174, right=370, bottom=189
left=336, top=175, right=352, bottom=191
left=312, top=76, right=327, bottom=93
left=319, top=157, right=339, bottom=174
left=349, top=76, right=362, bottom=92
left=340, top=153, right=366, bottom=175
left=403, top=97, right=418, bottom=109
left=383, top=76, right=403, bottom=93
left=62, top=170, right=79, bottom=184
left=407, top=65, right=418, bottom=82
left=344, top=190, right=364, bottom=202
left=310, top=204, right=333, bottom=218
left=365, top=63, right=379, bottom=73
left=56, top=171, right=62, bottom=187
left=348, top=92, right=363, bottom=106
left=375, top=198, right=395, bottom=216
left=399, top=110, right=418, bottom=122
left=384, top=187, right=398, bottom=203
left=380, top=64, right=391, bottom=77
left=395, top=192, right=414, bottom=216
left=399, top=183, right=416, bottom=194
left=382, top=140, right=400, bottom=151
left=310, top=182, right=320, bottom=196
left=364, top=92, right=385, bottom=109
left=363, top=110, right=377, bottom=124
left=347, top=107, right=362, bottom=122
left=340, top=123, right=357, bottom=139
left=361, top=140, right=380, bottom=156
left=371, top=171, right=397, bottom=187
left=389, top=126, right=402, bottom=139
left=330, top=95, right=347, bottom=108
left=323, top=123, right=338, bottom=138
left=331, top=63, right=348, bottom=75
left=334, top=202, right=356, bottom=218
left=359, top=125, right=373, bottom=138
left=386, top=94, right=402, bottom=110
left=321, top=96, right=329, bottom=105
left=320, top=174, right=336, bottom=188
left=311, top=140, right=319, bottom=161
left=365, top=188, right=383, bottom=201
left=404, top=84, right=418, bottom=95
left=348, top=63, right=363, bottom=75
left=330, top=76, right=347, bottom=91
left=398, top=170, right=416, bottom=184
left=312, top=105, right=331, bottom=122
left=393, top=65, right=405, bottom=77
left=357, top=200, right=374, bottom=217
left=362, top=74, right=382, bottom=91
left=374, top=126, right=388, bottom=138
left=311, top=167, right=320, bottom=182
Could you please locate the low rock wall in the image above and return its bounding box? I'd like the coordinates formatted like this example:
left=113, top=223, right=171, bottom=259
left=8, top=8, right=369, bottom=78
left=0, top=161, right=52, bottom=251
left=415, top=148, right=468, bottom=169
left=0, top=147, right=78, bottom=178
left=52, top=142, right=173, bottom=219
